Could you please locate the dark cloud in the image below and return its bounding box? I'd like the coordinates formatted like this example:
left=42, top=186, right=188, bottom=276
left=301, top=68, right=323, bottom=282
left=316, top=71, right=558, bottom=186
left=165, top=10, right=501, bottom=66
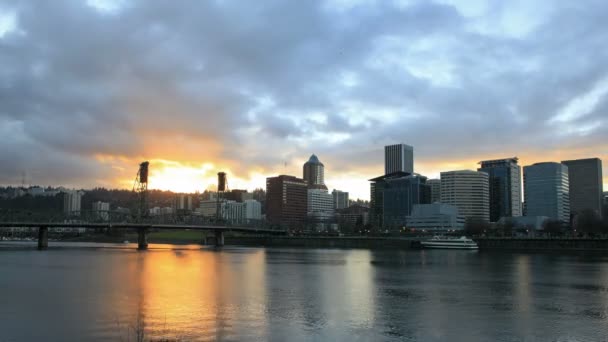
left=0, top=0, right=607, bottom=194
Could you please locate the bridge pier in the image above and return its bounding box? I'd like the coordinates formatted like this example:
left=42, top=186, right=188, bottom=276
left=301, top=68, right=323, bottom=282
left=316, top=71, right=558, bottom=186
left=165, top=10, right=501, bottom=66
left=215, top=230, right=224, bottom=247
left=38, top=226, right=48, bottom=250
left=137, top=227, right=148, bottom=250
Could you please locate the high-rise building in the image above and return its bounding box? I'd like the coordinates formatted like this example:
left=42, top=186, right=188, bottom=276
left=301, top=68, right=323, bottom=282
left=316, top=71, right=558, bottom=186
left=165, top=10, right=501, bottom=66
left=384, top=143, right=414, bottom=174
left=63, top=190, right=83, bottom=216
left=266, top=175, right=308, bottom=229
left=427, top=179, right=441, bottom=203
left=92, top=201, right=110, bottom=221
left=440, top=170, right=490, bottom=221
left=478, top=157, right=522, bottom=222
left=370, top=172, right=430, bottom=229
left=523, top=162, right=570, bottom=223
left=561, top=158, right=603, bottom=218
left=303, top=154, right=327, bottom=190
left=332, top=189, right=349, bottom=210
left=307, top=188, right=335, bottom=226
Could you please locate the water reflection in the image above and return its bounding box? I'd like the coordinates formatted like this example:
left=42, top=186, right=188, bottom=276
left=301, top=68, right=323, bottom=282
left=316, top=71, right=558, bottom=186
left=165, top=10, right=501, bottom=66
left=1, top=245, right=608, bottom=341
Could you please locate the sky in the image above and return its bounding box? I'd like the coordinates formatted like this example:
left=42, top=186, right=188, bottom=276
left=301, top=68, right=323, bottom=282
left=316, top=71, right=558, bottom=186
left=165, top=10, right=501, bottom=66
left=0, top=0, right=607, bottom=200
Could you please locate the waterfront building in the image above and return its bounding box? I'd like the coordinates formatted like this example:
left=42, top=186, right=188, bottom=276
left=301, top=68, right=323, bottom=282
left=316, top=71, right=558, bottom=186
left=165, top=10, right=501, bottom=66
left=303, top=154, right=327, bottom=190
left=266, top=175, right=308, bottom=229
left=478, top=157, right=522, bottom=222
left=370, top=172, right=431, bottom=229
left=222, top=199, right=263, bottom=224
left=384, top=143, right=414, bottom=174
left=224, top=189, right=254, bottom=202
left=199, top=199, right=225, bottom=218
left=561, top=158, right=603, bottom=218
left=427, top=179, right=441, bottom=203
left=497, top=216, right=549, bottom=231
left=405, top=203, right=465, bottom=232
left=63, top=190, right=83, bottom=216
left=523, top=162, right=570, bottom=223
left=440, top=170, right=490, bottom=222
left=336, top=205, right=370, bottom=231
left=92, top=201, right=110, bottom=221
left=307, top=188, right=335, bottom=226
left=332, top=189, right=349, bottom=210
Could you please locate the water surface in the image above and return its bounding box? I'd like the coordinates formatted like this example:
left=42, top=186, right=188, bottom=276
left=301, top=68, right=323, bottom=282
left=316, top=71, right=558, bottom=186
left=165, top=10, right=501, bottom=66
left=1, top=243, right=608, bottom=341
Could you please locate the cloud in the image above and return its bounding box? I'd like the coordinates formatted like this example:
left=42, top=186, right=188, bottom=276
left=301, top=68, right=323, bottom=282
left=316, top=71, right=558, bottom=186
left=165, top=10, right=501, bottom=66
left=0, top=0, right=607, bottom=199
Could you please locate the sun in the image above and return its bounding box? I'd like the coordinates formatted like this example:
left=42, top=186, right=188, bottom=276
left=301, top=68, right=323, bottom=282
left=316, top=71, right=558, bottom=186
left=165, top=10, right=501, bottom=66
left=147, top=161, right=216, bottom=193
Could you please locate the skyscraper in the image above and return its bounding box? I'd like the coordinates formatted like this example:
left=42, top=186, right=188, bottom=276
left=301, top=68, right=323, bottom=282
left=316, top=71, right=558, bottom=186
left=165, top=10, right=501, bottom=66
left=478, top=157, right=522, bottom=222
left=303, top=154, right=327, bottom=190
left=427, top=179, right=441, bottom=203
left=384, top=143, right=414, bottom=174
left=561, top=158, right=603, bottom=218
left=332, top=189, right=349, bottom=209
left=370, top=172, right=430, bottom=229
left=440, top=170, right=490, bottom=221
left=523, top=162, right=570, bottom=223
left=266, top=175, right=308, bottom=229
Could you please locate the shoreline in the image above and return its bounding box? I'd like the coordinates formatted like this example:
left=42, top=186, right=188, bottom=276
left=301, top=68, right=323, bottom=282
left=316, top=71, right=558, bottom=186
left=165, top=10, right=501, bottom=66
left=3, top=234, right=608, bottom=252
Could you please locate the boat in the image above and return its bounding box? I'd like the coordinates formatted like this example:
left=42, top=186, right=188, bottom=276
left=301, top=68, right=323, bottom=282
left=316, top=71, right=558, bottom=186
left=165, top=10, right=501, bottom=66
left=421, top=236, right=478, bottom=249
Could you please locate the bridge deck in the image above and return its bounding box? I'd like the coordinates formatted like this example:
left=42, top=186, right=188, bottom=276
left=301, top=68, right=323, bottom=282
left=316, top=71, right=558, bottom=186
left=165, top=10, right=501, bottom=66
left=0, top=222, right=285, bottom=234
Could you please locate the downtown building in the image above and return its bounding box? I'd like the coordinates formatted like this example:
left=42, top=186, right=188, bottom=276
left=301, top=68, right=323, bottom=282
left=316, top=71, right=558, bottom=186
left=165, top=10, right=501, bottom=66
left=427, top=179, right=441, bottom=203
left=523, top=162, right=570, bottom=224
left=440, top=170, right=490, bottom=222
left=561, top=158, right=604, bottom=219
left=406, top=203, right=465, bottom=232
left=303, top=154, right=335, bottom=230
left=332, top=189, right=349, bottom=210
left=222, top=199, right=262, bottom=224
left=266, top=175, right=308, bottom=229
left=370, top=172, right=431, bottom=229
left=384, top=143, right=414, bottom=174
left=477, top=157, right=522, bottom=222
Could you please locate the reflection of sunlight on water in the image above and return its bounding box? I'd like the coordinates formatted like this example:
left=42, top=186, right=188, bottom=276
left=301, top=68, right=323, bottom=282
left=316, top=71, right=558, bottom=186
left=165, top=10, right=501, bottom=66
left=122, top=248, right=269, bottom=341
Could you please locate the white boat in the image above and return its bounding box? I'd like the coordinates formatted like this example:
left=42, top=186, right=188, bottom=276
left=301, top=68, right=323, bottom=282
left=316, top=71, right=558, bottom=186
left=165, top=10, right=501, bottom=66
left=421, top=236, right=478, bottom=249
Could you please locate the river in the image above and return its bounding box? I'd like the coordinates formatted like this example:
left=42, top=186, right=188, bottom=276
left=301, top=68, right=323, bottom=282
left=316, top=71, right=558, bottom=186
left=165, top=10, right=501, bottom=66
left=1, top=242, right=608, bottom=341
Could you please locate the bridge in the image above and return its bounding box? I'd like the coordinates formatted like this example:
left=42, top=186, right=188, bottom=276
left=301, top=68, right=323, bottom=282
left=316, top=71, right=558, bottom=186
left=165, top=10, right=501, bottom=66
left=0, top=210, right=287, bottom=250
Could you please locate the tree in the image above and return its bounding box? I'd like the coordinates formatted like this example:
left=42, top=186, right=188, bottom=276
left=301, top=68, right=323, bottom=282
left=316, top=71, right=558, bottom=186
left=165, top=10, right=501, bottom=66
left=464, top=217, right=490, bottom=236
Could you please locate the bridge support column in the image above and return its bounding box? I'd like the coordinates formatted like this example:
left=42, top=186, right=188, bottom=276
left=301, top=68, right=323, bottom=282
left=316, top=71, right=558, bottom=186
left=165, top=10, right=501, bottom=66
left=214, top=230, right=224, bottom=247
left=38, top=226, right=48, bottom=250
left=137, top=227, right=148, bottom=250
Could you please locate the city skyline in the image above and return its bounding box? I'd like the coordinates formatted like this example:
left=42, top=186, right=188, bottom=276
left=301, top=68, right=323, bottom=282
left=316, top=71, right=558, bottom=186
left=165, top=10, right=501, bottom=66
left=1, top=1, right=607, bottom=200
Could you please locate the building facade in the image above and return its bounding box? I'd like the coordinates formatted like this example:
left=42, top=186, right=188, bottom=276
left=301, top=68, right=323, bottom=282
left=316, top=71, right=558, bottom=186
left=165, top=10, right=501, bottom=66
left=303, top=154, right=327, bottom=190
left=332, top=189, right=349, bottom=210
left=478, top=157, right=522, bottom=222
left=63, top=190, right=83, bottom=216
left=307, top=188, right=335, bottom=229
left=266, top=175, right=308, bottom=229
left=440, top=170, right=490, bottom=221
left=406, top=203, right=465, bottom=232
left=561, top=158, right=603, bottom=218
left=92, top=201, right=110, bottom=221
left=384, top=143, right=414, bottom=174
left=523, top=162, right=570, bottom=223
left=427, top=179, right=441, bottom=203
left=370, top=172, right=431, bottom=229
left=336, top=205, right=370, bottom=231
